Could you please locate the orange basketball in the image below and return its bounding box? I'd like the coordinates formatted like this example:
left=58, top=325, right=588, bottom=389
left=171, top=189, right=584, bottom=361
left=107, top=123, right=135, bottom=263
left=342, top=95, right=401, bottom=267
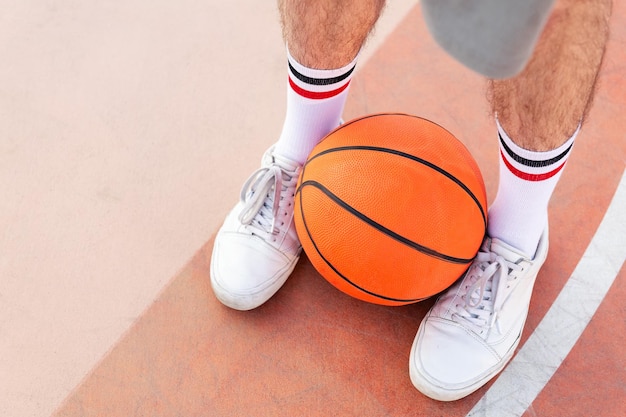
left=294, top=113, right=487, bottom=306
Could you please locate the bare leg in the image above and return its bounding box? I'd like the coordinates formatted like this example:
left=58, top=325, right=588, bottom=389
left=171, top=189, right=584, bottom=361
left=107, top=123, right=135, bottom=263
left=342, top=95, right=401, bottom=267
left=274, top=0, right=386, bottom=164
left=489, top=0, right=612, bottom=151
left=278, top=0, right=386, bottom=69
left=410, top=1, right=614, bottom=402
left=487, top=0, right=612, bottom=256
left=211, top=0, right=386, bottom=311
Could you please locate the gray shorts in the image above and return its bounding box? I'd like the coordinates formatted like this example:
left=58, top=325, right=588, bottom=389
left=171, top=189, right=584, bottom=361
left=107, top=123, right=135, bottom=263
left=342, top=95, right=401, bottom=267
left=421, top=0, right=557, bottom=79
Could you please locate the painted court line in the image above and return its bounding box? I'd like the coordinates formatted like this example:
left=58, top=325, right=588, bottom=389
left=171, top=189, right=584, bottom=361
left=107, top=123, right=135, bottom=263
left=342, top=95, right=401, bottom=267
left=467, top=169, right=626, bottom=417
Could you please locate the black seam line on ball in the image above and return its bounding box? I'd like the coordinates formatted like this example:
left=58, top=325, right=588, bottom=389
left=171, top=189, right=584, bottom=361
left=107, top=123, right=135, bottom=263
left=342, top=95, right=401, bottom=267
left=304, top=145, right=487, bottom=230
left=298, top=180, right=474, bottom=264
left=297, top=184, right=429, bottom=303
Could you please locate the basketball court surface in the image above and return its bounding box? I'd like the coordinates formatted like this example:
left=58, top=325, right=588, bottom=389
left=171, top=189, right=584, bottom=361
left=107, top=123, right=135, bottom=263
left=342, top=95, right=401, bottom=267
left=1, top=1, right=624, bottom=416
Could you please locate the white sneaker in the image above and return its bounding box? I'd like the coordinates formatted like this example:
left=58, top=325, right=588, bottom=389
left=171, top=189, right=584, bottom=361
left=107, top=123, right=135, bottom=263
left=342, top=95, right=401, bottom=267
left=409, top=229, right=549, bottom=401
left=210, top=146, right=302, bottom=310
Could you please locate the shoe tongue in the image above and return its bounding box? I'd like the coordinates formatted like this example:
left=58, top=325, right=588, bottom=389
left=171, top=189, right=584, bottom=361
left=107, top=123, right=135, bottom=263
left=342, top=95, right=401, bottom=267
left=489, top=238, right=528, bottom=263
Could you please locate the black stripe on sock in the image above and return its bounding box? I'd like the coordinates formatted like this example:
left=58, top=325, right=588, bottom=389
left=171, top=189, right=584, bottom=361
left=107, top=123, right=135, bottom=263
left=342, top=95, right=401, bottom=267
left=499, top=133, right=573, bottom=168
left=288, top=61, right=355, bottom=86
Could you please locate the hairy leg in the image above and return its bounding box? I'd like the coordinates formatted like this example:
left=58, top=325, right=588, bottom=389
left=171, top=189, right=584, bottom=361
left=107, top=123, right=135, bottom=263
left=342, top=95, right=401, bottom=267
left=489, top=0, right=612, bottom=151
left=278, top=0, right=386, bottom=69
left=209, top=0, right=387, bottom=311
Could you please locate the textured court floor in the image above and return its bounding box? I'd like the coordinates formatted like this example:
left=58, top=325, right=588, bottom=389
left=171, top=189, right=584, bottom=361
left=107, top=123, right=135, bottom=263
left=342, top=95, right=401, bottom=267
left=1, top=1, right=624, bottom=416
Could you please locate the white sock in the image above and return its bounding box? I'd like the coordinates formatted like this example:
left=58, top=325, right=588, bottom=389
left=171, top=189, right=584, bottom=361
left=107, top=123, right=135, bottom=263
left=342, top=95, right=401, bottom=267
left=487, top=119, right=578, bottom=257
left=274, top=49, right=357, bottom=165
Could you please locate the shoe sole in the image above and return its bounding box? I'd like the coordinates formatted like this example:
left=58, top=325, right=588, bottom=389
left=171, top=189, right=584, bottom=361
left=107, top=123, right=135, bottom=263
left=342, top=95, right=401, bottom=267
left=209, top=248, right=300, bottom=311
left=408, top=324, right=522, bottom=401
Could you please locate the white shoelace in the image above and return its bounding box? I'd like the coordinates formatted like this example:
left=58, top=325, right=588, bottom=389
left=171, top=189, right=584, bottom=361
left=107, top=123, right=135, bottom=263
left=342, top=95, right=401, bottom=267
left=238, top=162, right=298, bottom=241
left=453, top=249, right=524, bottom=334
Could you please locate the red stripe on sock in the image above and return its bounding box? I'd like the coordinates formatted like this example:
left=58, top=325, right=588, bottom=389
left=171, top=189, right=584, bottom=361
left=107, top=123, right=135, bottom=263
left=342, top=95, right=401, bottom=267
left=501, top=150, right=567, bottom=181
left=288, top=77, right=350, bottom=100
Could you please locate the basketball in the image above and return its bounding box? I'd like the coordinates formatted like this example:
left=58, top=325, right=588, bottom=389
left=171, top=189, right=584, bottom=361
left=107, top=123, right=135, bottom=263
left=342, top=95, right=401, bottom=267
left=294, top=113, right=487, bottom=306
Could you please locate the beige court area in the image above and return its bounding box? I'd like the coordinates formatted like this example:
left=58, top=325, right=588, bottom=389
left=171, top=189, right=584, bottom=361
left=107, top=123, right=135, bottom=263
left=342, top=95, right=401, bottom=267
left=0, top=1, right=624, bottom=416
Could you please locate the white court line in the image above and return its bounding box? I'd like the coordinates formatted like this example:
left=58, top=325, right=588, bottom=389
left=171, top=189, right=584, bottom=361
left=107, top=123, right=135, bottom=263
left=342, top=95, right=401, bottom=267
left=467, top=168, right=626, bottom=417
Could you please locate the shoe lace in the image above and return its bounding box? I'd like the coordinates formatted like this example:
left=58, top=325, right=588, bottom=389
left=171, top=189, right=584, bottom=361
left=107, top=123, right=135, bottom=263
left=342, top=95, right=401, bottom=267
left=238, top=161, right=298, bottom=241
left=452, top=249, right=524, bottom=334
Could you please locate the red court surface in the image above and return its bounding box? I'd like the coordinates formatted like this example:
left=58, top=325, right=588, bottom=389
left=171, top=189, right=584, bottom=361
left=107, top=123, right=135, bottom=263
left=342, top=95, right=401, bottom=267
left=1, top=2, right=623, bottom=417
